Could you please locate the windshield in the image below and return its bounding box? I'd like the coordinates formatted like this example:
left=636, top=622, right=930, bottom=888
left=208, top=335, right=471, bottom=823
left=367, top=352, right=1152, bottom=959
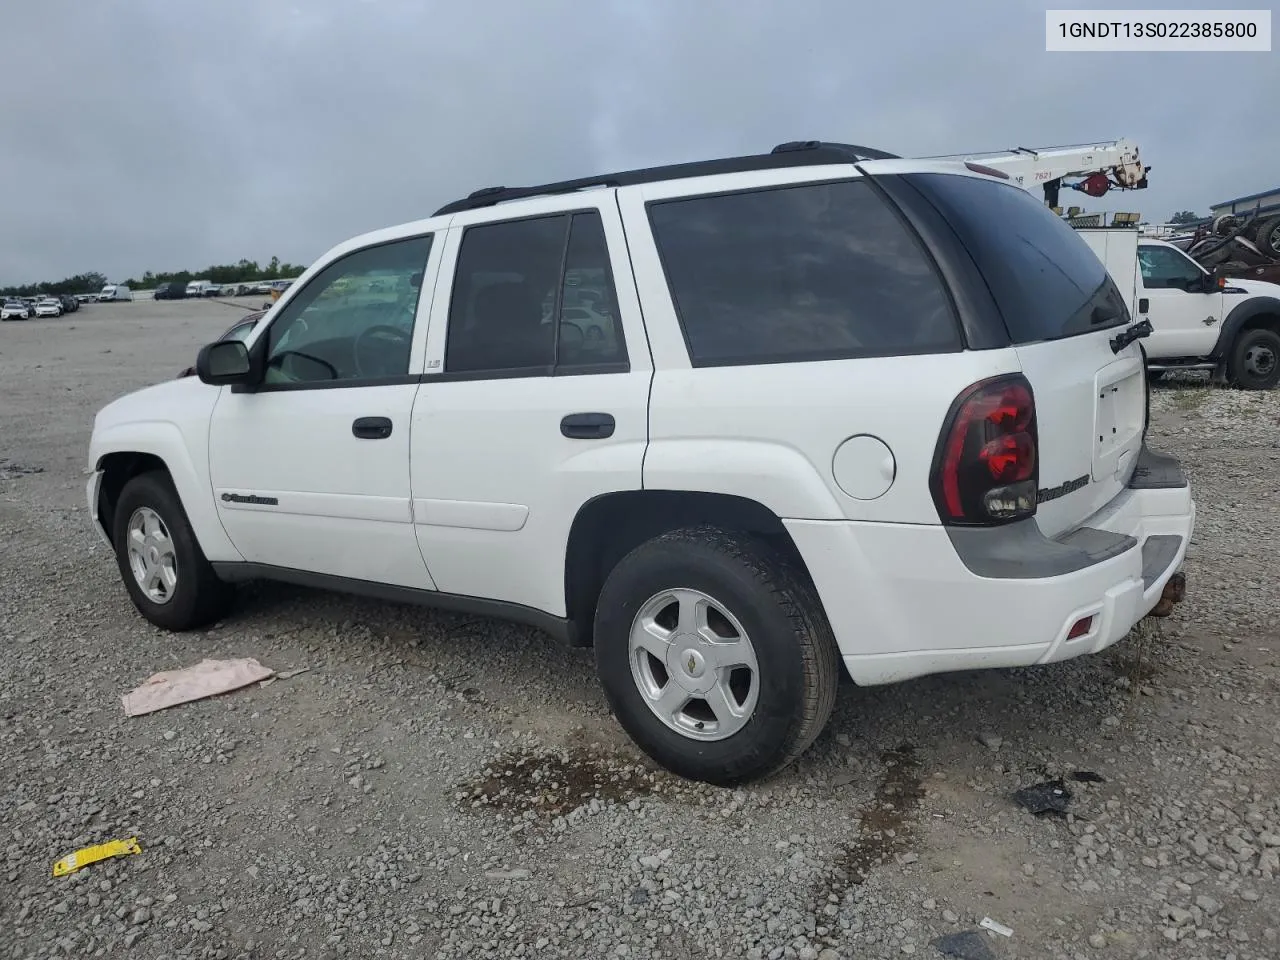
left=905, top=172, right=1130, bottom=343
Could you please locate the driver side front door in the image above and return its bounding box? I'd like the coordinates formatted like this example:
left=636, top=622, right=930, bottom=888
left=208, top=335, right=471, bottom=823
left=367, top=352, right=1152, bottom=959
left=207, top=232, right=441, bottom=590
left=1137, top=243, right=1223, bottom=359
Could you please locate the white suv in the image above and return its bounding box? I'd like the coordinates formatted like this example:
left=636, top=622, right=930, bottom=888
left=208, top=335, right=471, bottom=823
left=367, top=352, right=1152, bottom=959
left=86, top=142, right=1195, bottom=784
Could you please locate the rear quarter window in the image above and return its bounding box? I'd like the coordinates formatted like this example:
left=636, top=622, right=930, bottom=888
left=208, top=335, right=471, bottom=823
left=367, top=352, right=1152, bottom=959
left=647, top=178, right=960, bottom=366
left=904, top=172, right=1128, bottom=343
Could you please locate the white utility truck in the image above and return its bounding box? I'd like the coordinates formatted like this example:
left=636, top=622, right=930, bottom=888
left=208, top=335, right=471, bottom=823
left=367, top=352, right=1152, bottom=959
left=1075, top=226, right=1280, bottom=390
left=97, top=284, right=133, bottom=302
left=954, top=139, right=1279, bottom=390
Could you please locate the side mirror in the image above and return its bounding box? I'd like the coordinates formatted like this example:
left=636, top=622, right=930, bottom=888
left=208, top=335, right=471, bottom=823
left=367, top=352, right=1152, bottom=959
left=195, top=340, right=254, bottom=386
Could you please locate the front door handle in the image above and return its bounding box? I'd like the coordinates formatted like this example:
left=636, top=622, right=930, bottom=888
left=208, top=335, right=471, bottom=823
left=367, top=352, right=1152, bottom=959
left=560, top=412, right=615, bottom=439
left=352, top=416, right=393, bottom=440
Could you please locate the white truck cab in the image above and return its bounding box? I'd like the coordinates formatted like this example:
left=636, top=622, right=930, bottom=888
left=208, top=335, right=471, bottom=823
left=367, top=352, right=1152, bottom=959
left=1076, top=228, right=1280, bottom=389
left=86, top=141, right=1194, bottom=785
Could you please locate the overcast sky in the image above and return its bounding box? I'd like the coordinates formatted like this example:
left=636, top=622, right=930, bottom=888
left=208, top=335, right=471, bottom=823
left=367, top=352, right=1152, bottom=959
left=3, top=0, right=1276, bottom=285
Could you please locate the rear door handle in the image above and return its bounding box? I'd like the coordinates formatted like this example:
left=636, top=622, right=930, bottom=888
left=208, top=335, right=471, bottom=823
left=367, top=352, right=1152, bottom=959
left=560, top=412, right=615, bottom=439
left=352, top=416, right=393, bottom=440
left=1138, top=298, right=1150, bottom=314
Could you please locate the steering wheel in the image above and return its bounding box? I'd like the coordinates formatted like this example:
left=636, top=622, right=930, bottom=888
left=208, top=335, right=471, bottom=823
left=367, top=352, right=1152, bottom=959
left=354, top=324, right=412, bottom=378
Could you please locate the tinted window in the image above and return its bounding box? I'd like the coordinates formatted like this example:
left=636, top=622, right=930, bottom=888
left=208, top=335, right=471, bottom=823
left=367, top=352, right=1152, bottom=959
left=647, top=179, right=958, bottom=366
left=445, top=216, right=566, bottom=373
left=263, top=234, right=431, bottom=385
left=906, top=173, right=1128, bottom=343
left=1138, top=245, right=1203, bottom=289
left=444, top=212, right=628, bottom=374
left=557, top=213, right=627, bottom=367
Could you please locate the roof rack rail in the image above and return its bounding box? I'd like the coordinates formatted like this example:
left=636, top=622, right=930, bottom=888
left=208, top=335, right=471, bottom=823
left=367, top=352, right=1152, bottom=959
left=432, top=140, right=900, bottom=216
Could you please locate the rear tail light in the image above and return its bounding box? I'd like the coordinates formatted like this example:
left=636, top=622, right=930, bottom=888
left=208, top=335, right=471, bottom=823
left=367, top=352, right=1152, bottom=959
left=930, top=374, right=1038, bottom=525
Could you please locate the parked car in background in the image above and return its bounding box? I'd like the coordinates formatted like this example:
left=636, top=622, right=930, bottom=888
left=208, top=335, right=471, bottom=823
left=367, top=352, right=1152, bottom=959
left=75, top=294, right=94, bottom=304
left=154, top=282, right=187, bottom=300
left=59, top=295, right=80, bottom=313
left=98, top=284, right=133, bottom=302
left=34, top=298, right=64, bottom=317
left=204, top=284, right=224, bottom=298
left=185, top=280, right=214, bottom=297
left=1, top=300, right=32, bottom=320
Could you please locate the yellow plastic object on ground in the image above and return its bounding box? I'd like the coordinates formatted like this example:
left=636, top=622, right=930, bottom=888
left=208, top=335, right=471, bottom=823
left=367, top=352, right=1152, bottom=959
left=52, top=837, right=142, bottom=877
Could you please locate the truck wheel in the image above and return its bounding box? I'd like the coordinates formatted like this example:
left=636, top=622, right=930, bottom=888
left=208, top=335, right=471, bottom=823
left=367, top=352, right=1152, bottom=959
left=1227, top=327, right=1280, bottom=391
left=112, top=471, right=234, bottom=630
left=593, top=525, right=840, bottom=785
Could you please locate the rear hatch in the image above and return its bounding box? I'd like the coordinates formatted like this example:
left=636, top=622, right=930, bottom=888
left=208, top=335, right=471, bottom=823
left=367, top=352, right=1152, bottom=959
left=887, top=169, right=1147, bottom=538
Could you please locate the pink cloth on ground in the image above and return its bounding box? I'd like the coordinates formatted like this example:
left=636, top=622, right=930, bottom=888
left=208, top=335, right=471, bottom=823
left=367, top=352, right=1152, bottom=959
left=121, top=658, right=274, bottom=717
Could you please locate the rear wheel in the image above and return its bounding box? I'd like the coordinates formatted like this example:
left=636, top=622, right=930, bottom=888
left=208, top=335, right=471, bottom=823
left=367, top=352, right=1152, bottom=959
left=112, top=471, right=234, bottom=630
left=593, top=526, right=840, bottom=785
left=1226, top=327, right=1280, bottom=391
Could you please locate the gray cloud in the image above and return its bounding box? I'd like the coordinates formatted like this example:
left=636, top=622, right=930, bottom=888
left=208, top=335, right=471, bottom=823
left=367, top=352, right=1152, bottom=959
left=2, top=0, right=1275, bottom=284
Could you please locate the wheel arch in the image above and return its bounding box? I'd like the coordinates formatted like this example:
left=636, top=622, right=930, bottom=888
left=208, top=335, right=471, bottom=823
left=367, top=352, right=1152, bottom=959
left=91, top=424, right=241, bottom=561
left=1210, top=295, right=1280, bottom=360
left=563, top=489, right=813, bottom=647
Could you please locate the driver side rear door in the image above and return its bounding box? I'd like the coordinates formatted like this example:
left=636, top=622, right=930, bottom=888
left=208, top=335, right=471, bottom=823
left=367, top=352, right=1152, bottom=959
left=207, top=231, right=443, bottom=590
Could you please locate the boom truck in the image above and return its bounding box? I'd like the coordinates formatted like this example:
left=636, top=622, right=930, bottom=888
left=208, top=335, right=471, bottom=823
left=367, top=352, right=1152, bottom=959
left=943, top=139, right=1279, bottom=389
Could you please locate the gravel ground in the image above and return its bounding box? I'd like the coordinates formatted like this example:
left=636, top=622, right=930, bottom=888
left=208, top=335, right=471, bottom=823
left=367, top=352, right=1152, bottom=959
left=2, top=301, right=1277, bottom=960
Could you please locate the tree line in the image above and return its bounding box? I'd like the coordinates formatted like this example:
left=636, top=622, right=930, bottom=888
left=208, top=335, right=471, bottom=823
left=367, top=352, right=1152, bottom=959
left=0, top=256, right=308, bottom=299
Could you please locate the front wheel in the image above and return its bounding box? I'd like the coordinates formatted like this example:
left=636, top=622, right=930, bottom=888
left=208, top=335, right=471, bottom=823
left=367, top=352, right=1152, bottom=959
left=594, top=526, right=840, bottom=785
left=112, top=471, right=234, bottom=630
left=1226, top=327, right=1280, bottom=391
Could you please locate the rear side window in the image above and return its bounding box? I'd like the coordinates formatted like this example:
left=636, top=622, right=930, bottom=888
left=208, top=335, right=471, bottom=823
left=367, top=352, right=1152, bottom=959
left=906, top=172, right=1128, bottom=343
left=647, top=179, right=959, bottom=367
left=444, top=211, right=628, bottom=375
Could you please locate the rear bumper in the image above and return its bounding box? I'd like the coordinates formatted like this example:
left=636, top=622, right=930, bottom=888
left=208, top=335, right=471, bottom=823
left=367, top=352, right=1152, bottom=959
left=785, top=445, right=1194, bottom=685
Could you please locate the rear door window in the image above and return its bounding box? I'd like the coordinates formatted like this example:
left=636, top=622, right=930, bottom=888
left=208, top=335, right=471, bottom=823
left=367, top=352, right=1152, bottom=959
left=905, top=172, right=1129, bottom=343
left=647, top=179, right=960, bottom=367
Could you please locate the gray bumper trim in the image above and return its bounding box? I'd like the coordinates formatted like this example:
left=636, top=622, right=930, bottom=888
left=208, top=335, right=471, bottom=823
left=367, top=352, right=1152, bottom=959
left=1141, top=534, right=1183, bottom=589
left=1129, top=444, right=1188, bottom=490
left=947, top=520, right=1137, bottom=580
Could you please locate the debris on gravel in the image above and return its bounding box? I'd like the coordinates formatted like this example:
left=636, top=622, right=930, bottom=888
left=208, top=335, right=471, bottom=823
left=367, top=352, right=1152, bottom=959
left=2, top=312, right=1278, bottom=958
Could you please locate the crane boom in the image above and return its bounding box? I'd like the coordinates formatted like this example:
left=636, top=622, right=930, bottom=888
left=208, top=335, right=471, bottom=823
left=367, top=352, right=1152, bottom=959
left=931, top=139, right=1149, bottom=208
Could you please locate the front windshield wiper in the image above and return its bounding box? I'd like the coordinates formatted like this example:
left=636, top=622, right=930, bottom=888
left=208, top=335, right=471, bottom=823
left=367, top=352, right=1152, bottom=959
left=1110, top=319, right=1153, bottom=354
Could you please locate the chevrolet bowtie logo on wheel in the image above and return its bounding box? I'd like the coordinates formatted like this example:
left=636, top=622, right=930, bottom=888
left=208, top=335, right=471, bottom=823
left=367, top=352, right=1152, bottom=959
left=688, top=654, right=696, bottom=673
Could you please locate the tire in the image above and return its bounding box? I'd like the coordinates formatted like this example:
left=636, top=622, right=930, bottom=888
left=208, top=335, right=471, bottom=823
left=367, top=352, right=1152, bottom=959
left=1226, top=327, right=1280, bottom=391
left=1252, top=216, right=1280, bottom=258
left=111, top=471, right=234, bottom=630
left=593, top=525, right=840, bottom=785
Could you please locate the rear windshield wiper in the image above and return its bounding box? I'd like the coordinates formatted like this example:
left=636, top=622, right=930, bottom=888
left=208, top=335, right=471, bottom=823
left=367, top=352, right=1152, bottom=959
left=1110, top=318, right=1153, bottom=354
